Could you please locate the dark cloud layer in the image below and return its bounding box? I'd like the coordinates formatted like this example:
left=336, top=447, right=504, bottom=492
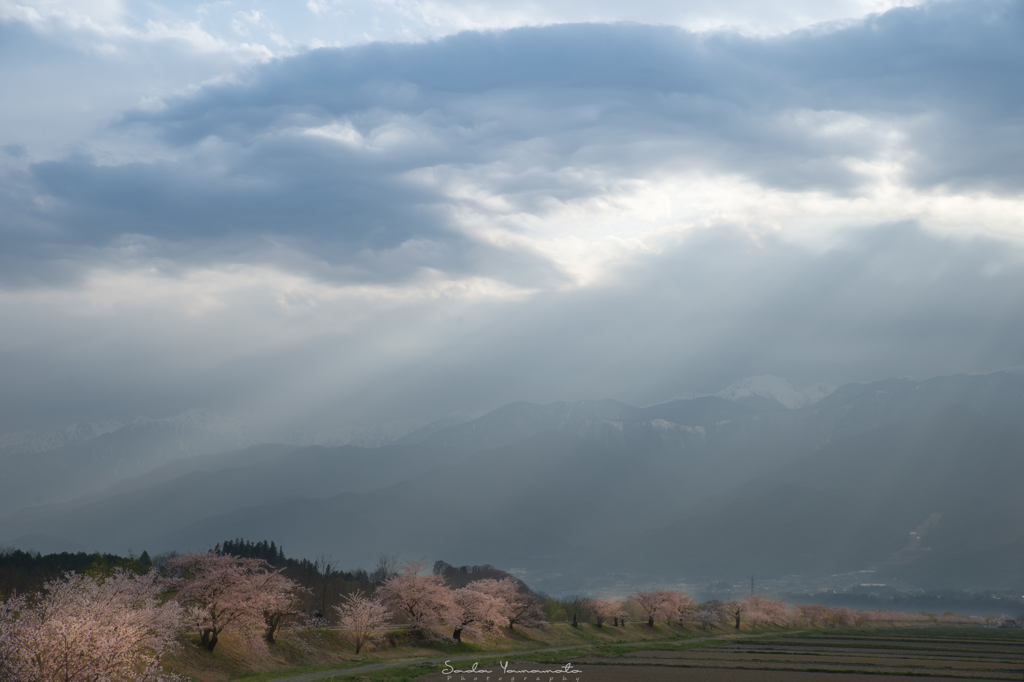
left=4, top=0, right=1020, bottom=286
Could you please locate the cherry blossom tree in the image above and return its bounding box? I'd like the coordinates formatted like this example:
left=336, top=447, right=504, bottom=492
left=254, top=568, right=310, bottom=643
left=376, top=560, right=454, bottom=629
left=667, top=592, right=696, bottom=624
left=0, top=570, right=182, bottom=682
left=695, top=606, right=720, bottom=630
left=627, top=591, right=661, bottom=627
left=742, top=595, right=789, bottom=627
left=754, top=597, right=789, bottom=626
left=583, top=599, right=622, bottom=628
left=0, top=592, right=29, bottom=681
left=473, top=578, right=544, bottom=631
left=446, top=585, right=509, bottom=642
left=795, top=603, right=829, bottom=625
left=166, top=551, right=300, bottom=651
left=334, top=592, right=390, bottom=653
left=826, top=606, right=853, bottom=628
left=794, top=602, right=843, bottom=622
left=724, top=600, right=745, bottom=629
left=858, top=610, right=930, bottom=623
left=627, top=590, right=689, bottom=627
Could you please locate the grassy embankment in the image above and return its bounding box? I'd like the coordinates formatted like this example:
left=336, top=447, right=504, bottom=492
left=164, top=620, right=964, bottom=682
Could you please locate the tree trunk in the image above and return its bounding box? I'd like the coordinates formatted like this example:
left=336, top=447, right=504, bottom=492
left=734, top=615, right=741, bottom=630
left=648, top=616, right=654, bottom=627
left=206, top=631, right=219, bottom=652
left=572, top=613, right=578, bottom=628
left=265, top=613, right=284, bottom=644
left=452, top=628, right=463, bottom=643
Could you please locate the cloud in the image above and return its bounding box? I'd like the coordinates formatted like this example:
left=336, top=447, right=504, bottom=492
left=2, top=1, right=1024, bottom=429
left=1, top=0, right=927, bottom=55
left=11, top=5, right=1023, bottom=276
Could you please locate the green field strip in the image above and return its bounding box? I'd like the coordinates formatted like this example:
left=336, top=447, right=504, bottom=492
left=571, top=660, right=1024, bottom=680
left=788, top=639, right=1024, bottom=647
left=736, top=641, right=1024, bottom=656
left=617, top=651, right=1024, bottom=667
left=792, top=635, right=1024, bottom=645
left=585, top=652, right=1024, bottom=670
left=714, top=644, right=1024, bottom=659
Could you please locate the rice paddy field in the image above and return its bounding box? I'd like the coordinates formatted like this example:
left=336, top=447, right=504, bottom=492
left=419, top=627, right=1024, bottom=682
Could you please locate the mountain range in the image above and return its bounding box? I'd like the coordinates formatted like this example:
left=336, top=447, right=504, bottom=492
left=2, top=371, right=1022, bottom=594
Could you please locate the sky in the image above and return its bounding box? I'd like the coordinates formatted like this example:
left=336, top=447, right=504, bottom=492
left=1, top=0, right=1023, bottom=433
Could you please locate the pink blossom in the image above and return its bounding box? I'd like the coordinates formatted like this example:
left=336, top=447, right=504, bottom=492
left=334, top=592, right=390, bottom=653
left=376, top=560, right=454, bottom=629
left=0, top=570, right=182, bottom=682
left=166, top=551, right=302, bottom=651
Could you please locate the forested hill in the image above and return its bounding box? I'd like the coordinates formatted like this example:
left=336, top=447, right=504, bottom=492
left=0, top=541, right=536, bottom=613
left=0, top=549, right=154, bottom=596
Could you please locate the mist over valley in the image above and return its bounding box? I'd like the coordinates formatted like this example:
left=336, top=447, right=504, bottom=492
left=4, top=370, right=1023, bottom=598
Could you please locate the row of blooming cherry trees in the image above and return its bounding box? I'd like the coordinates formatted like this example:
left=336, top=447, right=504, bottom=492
left=164, top=552, right=310, bottom=651
left=370, top=560, right=544, bottom=643
left=0, top=548, right=986, bottom=682
left=0, top=551, right=310, bottom=682
left=0, top=555, right=546, bottom=681
left=577, top=592, right=984, bottom=630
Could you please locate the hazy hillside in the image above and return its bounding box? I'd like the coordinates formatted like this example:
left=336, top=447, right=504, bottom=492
left=0, top=411, right=468, bottom=518
left=410, top=399, right=641, bottom=454
left=0, top=410, right=253, bottom=517
left=21, top=403, right=1019, bottom=594
left=0, top=441, right=463, bottom=552
left=4, top=369, right=1024, bottom=592
left=810, top=371, right=1024, bottom=438
left=630, top=406, right=1024, bottom=586
left=0, top=430, right=705, bottom=563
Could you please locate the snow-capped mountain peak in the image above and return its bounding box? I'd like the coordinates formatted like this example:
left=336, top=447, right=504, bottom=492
left=799, top=382, right=837, bottom=404
left=0, top=420, right=124, bottom=458
left=716, top=375, right=835, bottom=409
